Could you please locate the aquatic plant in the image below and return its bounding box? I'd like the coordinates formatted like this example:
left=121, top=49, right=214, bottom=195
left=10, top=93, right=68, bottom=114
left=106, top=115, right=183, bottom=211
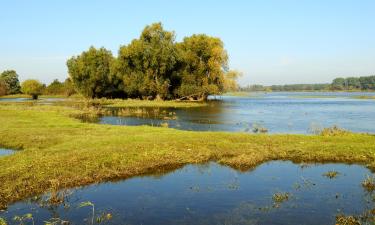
left=362, top=175, right=375, bottom=192
left=13, top=213, right=34, bottom=225
left=323, top=171, right=340, bottom=179
left=252, top=123, right=268, bottom=133
left=79, top=201, right=95, bottom=225
left=44, top=218, right=70, bottom=225
left=160, top=122, right=169, bottom=128
left=0, top=218, right=7, bottom=225
left=335, top=214, right=360, bottom=225
left=272, top=192, right=290, bottom=203
left=320, top=125, right=350, bottom=136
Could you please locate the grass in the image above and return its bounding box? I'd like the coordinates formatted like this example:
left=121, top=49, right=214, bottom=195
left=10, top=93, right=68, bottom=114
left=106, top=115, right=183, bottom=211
left=353, top=96, right=375, bottom=100
left=0, top=103, right=375, bottom=209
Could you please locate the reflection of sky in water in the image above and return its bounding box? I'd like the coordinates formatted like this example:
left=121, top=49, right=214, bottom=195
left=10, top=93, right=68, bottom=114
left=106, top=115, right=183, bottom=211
left=100, top=92, right=375, bottom=134
left=0, top=148, right=14, bottom=156
left=2, top=161, right=373, bottom=225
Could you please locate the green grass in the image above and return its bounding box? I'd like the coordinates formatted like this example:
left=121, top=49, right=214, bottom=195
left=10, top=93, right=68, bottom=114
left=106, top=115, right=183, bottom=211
left=0, top=103, right=374, bottom=209
left=353, top=96, right=375, bottom=100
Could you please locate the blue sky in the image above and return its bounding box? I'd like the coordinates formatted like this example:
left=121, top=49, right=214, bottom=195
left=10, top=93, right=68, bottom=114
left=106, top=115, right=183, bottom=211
left=1, top=0, right=374, bottom=85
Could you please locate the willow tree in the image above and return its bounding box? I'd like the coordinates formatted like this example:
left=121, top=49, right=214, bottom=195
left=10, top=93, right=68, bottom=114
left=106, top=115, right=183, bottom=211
left=21, top=79, right=44, bottom=100
left=176, top=34, right=228, bottom=100
left=67, top=47, right=116, bottom=98
left=115, top=23, right=179, bottom=100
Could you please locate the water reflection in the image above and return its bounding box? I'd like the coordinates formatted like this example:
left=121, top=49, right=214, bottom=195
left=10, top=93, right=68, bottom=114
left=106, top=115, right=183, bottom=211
left=1, top=161, right=374, bottom=225
left=0, top=148, right=14, bottom=156
left=99, top=92, right=375, bottom=134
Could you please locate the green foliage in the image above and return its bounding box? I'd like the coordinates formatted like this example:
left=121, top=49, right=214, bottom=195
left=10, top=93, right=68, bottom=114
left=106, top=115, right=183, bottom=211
left=176, top=34, right=228, bottom=100
left=0, top=80, right=8, bottom=96
left=13, top=213, right=34, bottom=225
left=0, top=217, right=7, bottom=225
left=21, top=79, right=44, bottom=100
left=43, top=78, right=76, bottom=96
left=68, top=23, right=236, bottom=101
left=224, top=70, right=242, bottom=92
left=240, top=83, right=330, bottom=92
left=116, top=22, right=179, bottom=100
left=0, top=70, right=21, bottom=94
left=67, top=46, right=116, bottom=98
left=331, top=75, right=375, bottom=90
left=331, top=78, right=346, bottom=90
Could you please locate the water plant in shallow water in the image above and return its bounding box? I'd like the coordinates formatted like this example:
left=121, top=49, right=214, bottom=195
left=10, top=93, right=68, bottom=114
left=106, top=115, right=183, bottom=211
left=335, top=214, right=361, bottom=225
left=0, top=218, right=7, bottom=225
left=44, top=218, right=70, bottom=225
left=13, top=213, right=34, bottom=225
left=272, top=192, right=290, bottom=204
left=78, top=201, right=95, bottom=225
left=323, top=170, right=340, bottom=179
left=320, top=125, right=351, bottom=136
left=362, top=175, right=375, bottom=192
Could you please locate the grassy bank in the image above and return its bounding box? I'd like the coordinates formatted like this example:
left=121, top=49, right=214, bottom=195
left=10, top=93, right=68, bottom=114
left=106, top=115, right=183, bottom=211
left=0, top=103, right=374, bottom=209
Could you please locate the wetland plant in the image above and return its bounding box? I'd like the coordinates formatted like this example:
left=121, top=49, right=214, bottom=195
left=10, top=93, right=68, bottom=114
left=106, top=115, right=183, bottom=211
left=320, top=125, right=350, bottom=136
left=79, top=201, right=95, bottom=225
left=0, top=218, right=7, bottom=225
left=272, top=192, right=290, bottom=204
left=323, top=171, right=340, bottom=179
left=13, top=213, right=34, bottom=225
left=362, top=175, right=375, bottom=192
left=335, top=214, right=360, bottom=225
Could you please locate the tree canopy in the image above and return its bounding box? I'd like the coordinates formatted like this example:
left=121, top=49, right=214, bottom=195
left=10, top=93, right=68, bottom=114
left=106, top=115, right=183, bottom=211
left=67, top=47, right=116, bottom=98
left=331, top=75, right=375, bottom=90
left=0, top=70, right=21, bottom=94
left=67, top=23, right=238, bottom=100
left=21, top=79, right=44, bottom=99
left=43, top=78, right=76, bottom=96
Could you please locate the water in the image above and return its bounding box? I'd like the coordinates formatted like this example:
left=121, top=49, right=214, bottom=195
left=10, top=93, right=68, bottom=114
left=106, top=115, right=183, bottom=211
left=99, top=92, right=375, bottom=134
left=0, top=148, right=14, bottom=156
left=1, top=161, right=374, bottom=225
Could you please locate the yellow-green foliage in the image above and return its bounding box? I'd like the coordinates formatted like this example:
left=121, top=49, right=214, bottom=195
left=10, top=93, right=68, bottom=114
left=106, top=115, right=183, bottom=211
left=320, top=126, right=351, bottom=136
left=0, top=103, right=374, bottom=209
left=0, top=217, right=7, bottom=225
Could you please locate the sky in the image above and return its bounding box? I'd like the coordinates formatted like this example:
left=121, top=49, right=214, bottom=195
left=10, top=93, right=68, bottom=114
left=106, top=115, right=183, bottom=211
left=0, top=0, right=374, bottom=86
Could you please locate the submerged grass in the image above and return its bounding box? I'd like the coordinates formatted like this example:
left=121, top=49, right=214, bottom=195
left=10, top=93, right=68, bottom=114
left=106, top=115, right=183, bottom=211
left=0, top=103, right=375, bottom=209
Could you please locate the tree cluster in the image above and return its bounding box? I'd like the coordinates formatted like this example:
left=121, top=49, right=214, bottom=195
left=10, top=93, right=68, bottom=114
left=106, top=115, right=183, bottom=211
left=240, top=83, right=330, bottom=92
left=331, top=75, right=375, bottom=90
left=43, top=78, right=76, bottom=96
left=67, top=23, right=239, bottom=100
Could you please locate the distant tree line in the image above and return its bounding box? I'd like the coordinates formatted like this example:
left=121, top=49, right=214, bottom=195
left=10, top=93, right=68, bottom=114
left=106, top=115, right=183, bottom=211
left=240, top=83, right=331, bottom=92
left=331, top=76, right=375, bottom=90
left=67, top=23, right=240, bottom=100
left=241, top=75, right=375, bottom=92
left=0, top=70, right=75, bottom=99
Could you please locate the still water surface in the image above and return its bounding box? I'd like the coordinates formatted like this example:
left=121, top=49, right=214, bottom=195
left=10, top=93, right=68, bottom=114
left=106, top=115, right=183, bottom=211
left=0, top=148, right=14, bottom=156
left=1, top=161, right=373, bottom=225
left=99, top=92, right=375, bottom=134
